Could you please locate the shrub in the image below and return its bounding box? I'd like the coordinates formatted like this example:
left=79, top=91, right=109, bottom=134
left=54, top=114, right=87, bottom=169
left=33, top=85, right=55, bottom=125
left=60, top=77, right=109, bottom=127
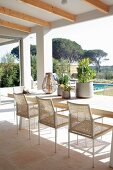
left=77, top=58, right=96, bottom=83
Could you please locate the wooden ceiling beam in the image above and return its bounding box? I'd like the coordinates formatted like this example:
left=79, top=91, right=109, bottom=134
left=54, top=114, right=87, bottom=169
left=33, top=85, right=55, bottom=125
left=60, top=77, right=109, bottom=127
left=0, top=19, right=31, bottom=33
left=83, top=0, right=110, bottom=13
left=0, top=6, right=50, bottom=27
left=20, top=0, right=76, bottom=22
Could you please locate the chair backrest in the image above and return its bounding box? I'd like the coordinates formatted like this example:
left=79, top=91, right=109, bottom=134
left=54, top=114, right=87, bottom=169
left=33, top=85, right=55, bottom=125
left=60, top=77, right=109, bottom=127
left=14, top=93, right=29, bottom=118
left=68, top=102, right=93, bottom=137
left=37, top=98, right=55, bottom=127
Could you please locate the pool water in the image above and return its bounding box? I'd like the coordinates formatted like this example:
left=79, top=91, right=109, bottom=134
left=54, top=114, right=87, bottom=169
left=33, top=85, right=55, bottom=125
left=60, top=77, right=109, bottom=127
left=93, top=83, right=113, bottom=91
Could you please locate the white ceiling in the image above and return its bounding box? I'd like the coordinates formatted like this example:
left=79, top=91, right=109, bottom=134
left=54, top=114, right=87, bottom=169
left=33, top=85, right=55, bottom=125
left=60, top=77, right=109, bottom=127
left=0, top=0, right=113, bottom=26
left=0, top=0, right=113, bottom=44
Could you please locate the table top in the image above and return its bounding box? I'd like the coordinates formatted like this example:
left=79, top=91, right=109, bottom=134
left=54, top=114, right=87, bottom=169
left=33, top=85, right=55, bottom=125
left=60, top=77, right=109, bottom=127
left=53, top=95, right=113, bottom=118
left=26, top=93, right=113, bottom=118
left=8, top=91, right=113, bottom=118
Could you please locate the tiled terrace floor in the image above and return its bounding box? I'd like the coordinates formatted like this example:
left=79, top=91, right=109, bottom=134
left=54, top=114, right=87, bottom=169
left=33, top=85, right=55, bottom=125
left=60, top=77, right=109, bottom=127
left=0, top=96, right=113, bottom=170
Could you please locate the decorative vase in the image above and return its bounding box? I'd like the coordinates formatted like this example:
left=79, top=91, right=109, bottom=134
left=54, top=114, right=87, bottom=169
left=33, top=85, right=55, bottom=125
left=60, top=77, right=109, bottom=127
left=62, top=90, right=70, bottom=99
left=57, top=85, right=62, bottom=96
left=42, top=72, right=57, bottom=94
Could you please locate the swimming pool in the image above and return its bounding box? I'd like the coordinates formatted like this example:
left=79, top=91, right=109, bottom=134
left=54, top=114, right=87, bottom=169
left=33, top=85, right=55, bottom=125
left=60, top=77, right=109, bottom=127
left=93, top=83, right=113, bottom=91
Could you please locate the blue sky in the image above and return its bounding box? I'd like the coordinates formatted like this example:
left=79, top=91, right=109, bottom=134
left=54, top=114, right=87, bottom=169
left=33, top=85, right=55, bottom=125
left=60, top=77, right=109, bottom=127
left=0, top=15, right=113, bottom=65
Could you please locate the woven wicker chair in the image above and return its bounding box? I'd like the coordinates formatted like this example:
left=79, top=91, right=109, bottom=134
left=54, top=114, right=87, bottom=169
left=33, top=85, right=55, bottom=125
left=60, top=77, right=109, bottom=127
left=68, top=102, right=112, bottom=168
left=37, top=98, right=68, bottom=153
left=13, top=86, right=25, bottom=120
left=14, top=93, right=38, bottom=139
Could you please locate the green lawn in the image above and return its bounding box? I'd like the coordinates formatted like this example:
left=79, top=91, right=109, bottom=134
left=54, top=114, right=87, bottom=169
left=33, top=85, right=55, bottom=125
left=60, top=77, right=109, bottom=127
left=95, top=87, right=113, bottom=96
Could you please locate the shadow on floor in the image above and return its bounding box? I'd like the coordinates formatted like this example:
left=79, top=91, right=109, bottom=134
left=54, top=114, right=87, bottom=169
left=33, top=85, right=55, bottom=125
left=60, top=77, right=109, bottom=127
left=0, top=120, right=111, bottom=170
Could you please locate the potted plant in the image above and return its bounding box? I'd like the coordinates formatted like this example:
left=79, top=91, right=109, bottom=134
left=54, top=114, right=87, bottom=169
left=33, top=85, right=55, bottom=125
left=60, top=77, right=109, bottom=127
left=57, top=74, right=69, bottom=96
left=76, top=58, right=96, bottom=98
left=60, top=84, right=72, bottom=99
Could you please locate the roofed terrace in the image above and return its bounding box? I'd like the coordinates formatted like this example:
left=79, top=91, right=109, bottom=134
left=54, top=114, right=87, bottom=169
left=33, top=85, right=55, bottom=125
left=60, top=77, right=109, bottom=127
left=1, top=1, right=113, bottom=169
left=0, top=0, right=113, bottom=89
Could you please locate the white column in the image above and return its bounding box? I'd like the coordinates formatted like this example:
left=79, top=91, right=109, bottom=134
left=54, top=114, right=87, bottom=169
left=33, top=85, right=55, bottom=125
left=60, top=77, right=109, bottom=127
left=19, top=36, right=31, bottom=89
left=19, top=39, right=23, bottom=86
left=35, top=27, right=52, bottom=89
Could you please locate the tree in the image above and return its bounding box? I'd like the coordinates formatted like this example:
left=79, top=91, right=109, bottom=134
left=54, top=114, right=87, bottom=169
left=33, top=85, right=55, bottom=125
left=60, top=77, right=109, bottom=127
left=0, top=53, right=19, bottom=87
left=11, top=45, right=37, bottom=58
left=53, top=58, right=70, bottom=76
left=0, top=67, right=3, bottom=87
left=52, top=38, right=84, bottom=62
left=84, top=50, right=108, bottom=73
left=1, top=53, right=18, bottom=63
left=10, top=46, right=19, bottom=58
left=31, top=55, right=37, bottom=80
left=0, top=53, right=37, bottom=87
left=0, top=63, right=19, bottom=87
left=53, top=58, right=60, bottom=73
left=30, top=45, right=37, bottom=56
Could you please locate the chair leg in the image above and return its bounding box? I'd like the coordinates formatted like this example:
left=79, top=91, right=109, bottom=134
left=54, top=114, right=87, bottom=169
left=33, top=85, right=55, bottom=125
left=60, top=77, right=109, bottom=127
left=85, top=137, right=87, bottom=147
left=92, top=139, right=95, bottom=168
left=55, top=128, right=57, bottom=153
left=101, top=118, right=103, bottom=140
left=77, top=134, right=78, bottom=145
left=34, top=117, right=36, bottom=129
left=14, top=102, right=16, bottom=121
left=28, top=119, right=31, bottom=140
left=38, top=122, right=40, bottom=145
left=16, top=115, right=18, bottom=135
left=68, top=130, right=70, bottom=158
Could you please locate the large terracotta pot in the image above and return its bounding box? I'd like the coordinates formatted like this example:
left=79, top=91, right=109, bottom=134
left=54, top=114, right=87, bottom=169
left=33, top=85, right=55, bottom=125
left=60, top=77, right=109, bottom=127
left=76, top=81, right=94, bottom=98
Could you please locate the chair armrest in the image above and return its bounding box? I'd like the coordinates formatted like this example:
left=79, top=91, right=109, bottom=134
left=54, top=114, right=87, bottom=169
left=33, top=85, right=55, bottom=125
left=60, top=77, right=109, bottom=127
left=56, top=109, right=68, bottom=112
left=92, top=115, right=104, bottom=120
left=56, top=110, right=69, bottom=117
left=91, top=108, right=105, bottom=121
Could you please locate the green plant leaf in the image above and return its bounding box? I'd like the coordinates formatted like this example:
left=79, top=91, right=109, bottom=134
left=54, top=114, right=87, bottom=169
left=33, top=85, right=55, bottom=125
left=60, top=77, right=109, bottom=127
left=77, top=58, right=96, bottom=83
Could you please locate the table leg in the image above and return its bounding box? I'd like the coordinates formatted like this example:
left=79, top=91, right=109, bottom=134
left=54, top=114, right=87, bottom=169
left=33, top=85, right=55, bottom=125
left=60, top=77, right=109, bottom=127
left=110, top=128, right=113, bottom=168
